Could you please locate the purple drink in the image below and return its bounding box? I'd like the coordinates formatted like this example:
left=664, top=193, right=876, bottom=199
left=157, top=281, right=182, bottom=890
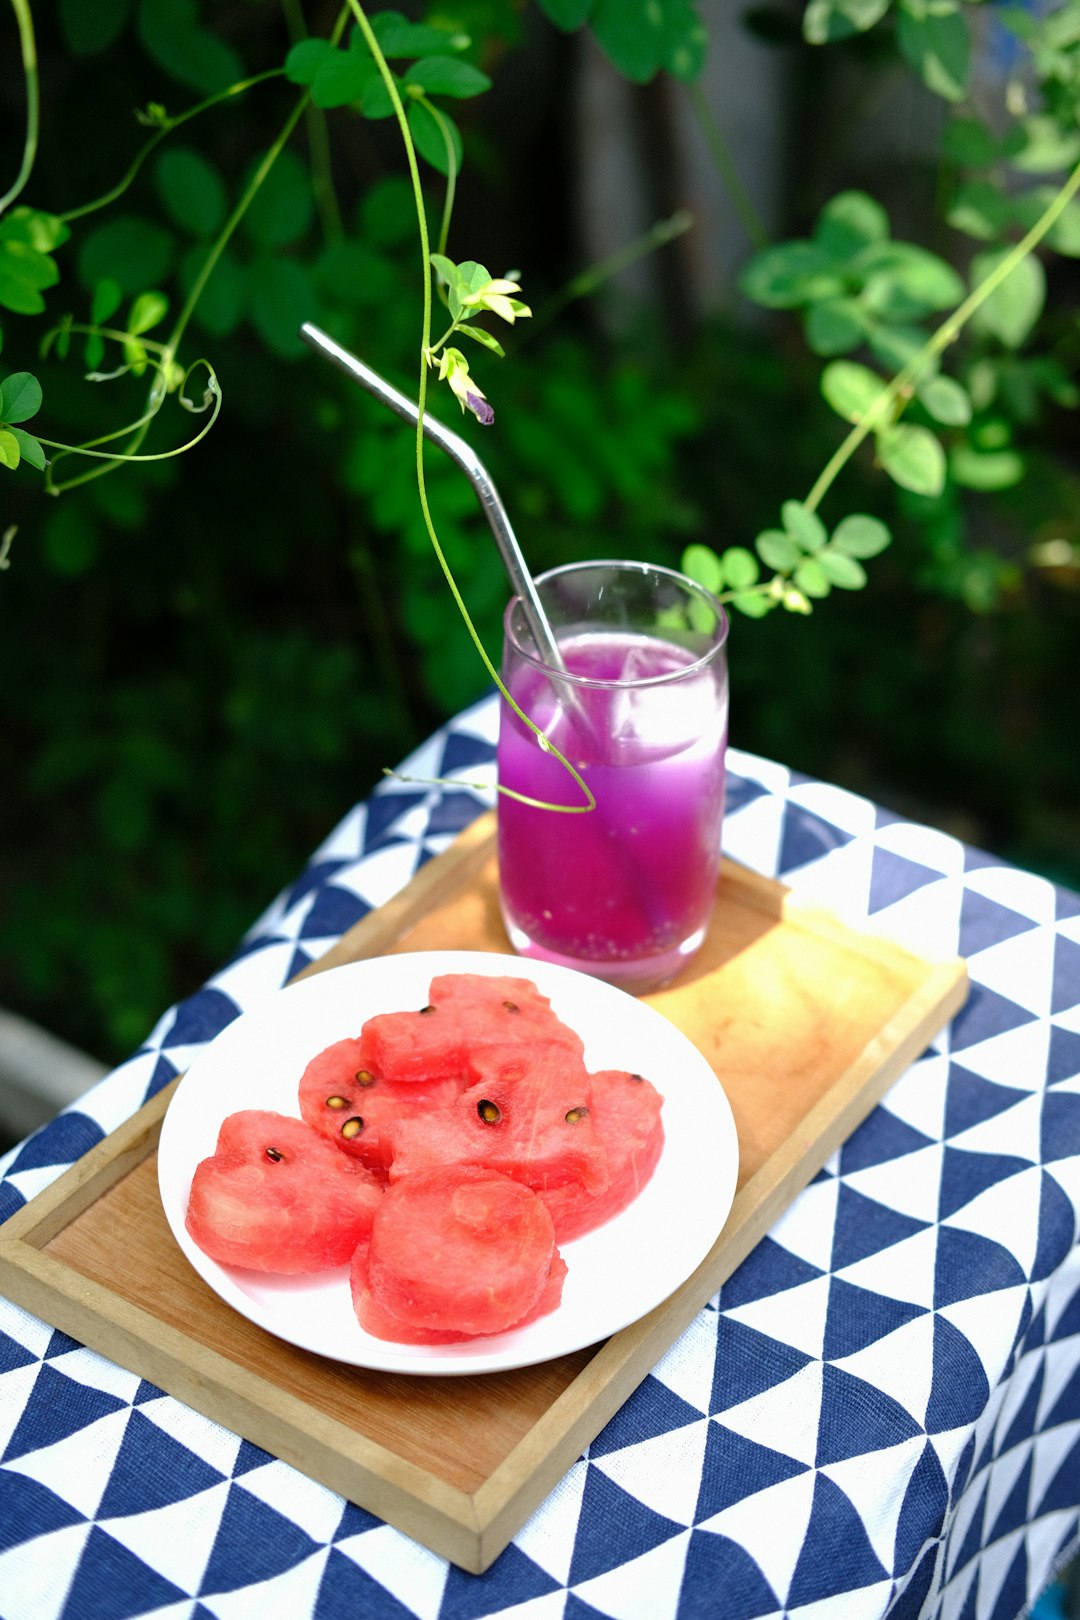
left=497, top=564, right=729, bottom=993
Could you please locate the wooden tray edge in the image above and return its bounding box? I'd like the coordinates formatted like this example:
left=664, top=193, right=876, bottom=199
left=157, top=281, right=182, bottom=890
left=468, top=954, right=969, bottom=1562
left=0, top=819, right=971, bottom=1573
left=0, top=1112, right=488, bottom=1569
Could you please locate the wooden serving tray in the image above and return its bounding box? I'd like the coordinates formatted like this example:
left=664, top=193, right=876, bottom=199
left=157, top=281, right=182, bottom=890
left=0, top=812, right=967, bottom=1573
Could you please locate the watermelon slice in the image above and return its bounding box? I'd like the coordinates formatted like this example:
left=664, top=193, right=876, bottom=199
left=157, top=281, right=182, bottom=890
left=185, top=1109, right=382, bottom=1273
left=351, top=1166, right=563, bottom=1339
left=356, top=971, right=584, bottom=1090
left=427, top=973, right=585, bottom=1058
left=383, top=1047, right=610, bottom=1234
left=540, top=1069, right=665, bottom=1241
left=297, top=1035, right=460, bottom=1177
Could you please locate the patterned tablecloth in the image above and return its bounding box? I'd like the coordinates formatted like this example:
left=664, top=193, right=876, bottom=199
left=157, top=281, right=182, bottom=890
left=2, top=691, right=1080, bottom=1620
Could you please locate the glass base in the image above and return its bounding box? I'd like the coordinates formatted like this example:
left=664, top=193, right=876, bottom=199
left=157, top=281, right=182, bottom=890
left=501, top=911, right=706, bottom=997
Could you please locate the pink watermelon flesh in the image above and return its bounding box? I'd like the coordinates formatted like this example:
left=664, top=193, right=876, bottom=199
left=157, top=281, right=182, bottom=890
left=298, top=1035, right=461, bottom=1176
left=185, top=1110, right=382, bottom=1274
left=384, top=1048, right=610, bottom=1219
left=356, top=972, right=584, bottom=1089
left=427, top=974, right=585, bottom=1056
left=351, top=1240, right=567, bottom=1344
left=355, top=1166, right=560, bottom=1337
left=539, top=1069, right=665, bottom=1241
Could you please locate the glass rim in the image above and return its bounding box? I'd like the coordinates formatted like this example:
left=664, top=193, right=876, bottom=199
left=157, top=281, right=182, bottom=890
left=504, top=558, right=730, bottom=690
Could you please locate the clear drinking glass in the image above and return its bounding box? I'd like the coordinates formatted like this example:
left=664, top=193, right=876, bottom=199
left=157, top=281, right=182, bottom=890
left=496, top=559, right=730, bottom=994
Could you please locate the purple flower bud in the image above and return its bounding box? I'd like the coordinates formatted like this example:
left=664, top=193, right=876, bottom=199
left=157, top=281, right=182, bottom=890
left=467, top=391, right=495, bottom=426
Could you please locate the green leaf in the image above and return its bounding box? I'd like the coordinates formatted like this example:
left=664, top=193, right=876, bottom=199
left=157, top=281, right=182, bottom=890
left=92, top=278, right=123, bottom=325
left=949, top=444, right=1025, bottom=490
left=589, top=0, right=663, bottom=81
left=831, top=513, right=892, bottom=556
left=755, top=527, right=801, bottom=572
left=878, top=423, right=947, bottom=495
left=803, top=0, right=891, bottom=44
left=0, top=428, right=20, bottom=469
left=370, top=12, right=468, bottom=57
left=156, top=146, right=228, bottom=237
left=0, top=207, right=70, bottom=253
left=732, top=590, right=775, bottom=618
left=817, top=549, right=868, bottom=588
left=681, top=542, right=724, bottom=595
left=814, top=190, right=890, bottom=260
left=457, top=324, right=505, bottom=357
left=43, top=501, right=99, bottom=575
left=179, top=244, right=245, bottom=336
left=720, top=546, right=760, bottom=589
left=136, top=0, right=243, bottom=94
left=430, top=255, right=467, bottom=317
left=78, top=216, right=175, bottom=295
left=969, top=249, right=1045, bottom=348
left=806, top=298, right=866, bottom=355
left=10, top=427, right=46, bottom=470
left=0, top=371, right=43, bottom=423
left=739, top=241, right=843, bottom=309
left=534, top=0, right=595, bottom=28
left=284, top=37, right=332, bottom=85
left=314, top=47, right=380, bottom=109
left=59, top=0, right=130, bottom=54
left=248, top=256, right=317, bottom=357
left=1011, top=115, right=1080, bottom=175
left=782, top=499, right=827, bottom=552
left=122, top=335, right=149, bottom=375
left=867, top=322, right=932, bottom=372
left=660, top=0, right=708, bottom=80
left=402, top=56, right=492, bottom=97
left=360, top=177, right=416, bottom=248
left=1011, top=188, right=1080, bottom=258
left=821, top=359, right=890, bottom=423
left=407, top=99, right=463, bottom=176
left=0, top=242, right=58, bottom=313
left=946, top=179, right=1010, bottom=242
left=896, top=3, right=970, bottom=101
left=942, top=116, right=997, bottom=167
left=127, top=290, right=169, bottom=336
left=856, top=241, right=965, bottom=317
left=916, top=374, right=972, bottom=425
left=793, top=557, right=831, bottom=597
left=243, top=149, right=315, bottom=248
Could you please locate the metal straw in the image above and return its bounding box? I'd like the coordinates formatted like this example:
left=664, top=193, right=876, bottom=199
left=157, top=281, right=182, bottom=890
left=299, top=323, right=570, bottom=679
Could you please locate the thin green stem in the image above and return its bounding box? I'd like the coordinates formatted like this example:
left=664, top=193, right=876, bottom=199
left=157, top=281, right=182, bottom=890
left=164, top=92, right=310, bottom=360
left=55, top=9, right=349, bottom=491
left=282, top=0, right=344, bottom=243
left=428, top=319, right=461, bottom=354
left=58, top=71, right=284, bottom=225
left=686, top=82, right=769, bottom=252
left=804, top=155, right=1080, bottom=516
left=345, top=0, right=595, bottom=814
left=163, top=3, right=352, bottom=361
left=518, top=211, right=693, bottom=348
left=43, top=368, right=221, bottom=492
left=416, top=94, right=458, bottom=256
left=52, top=322, right=170, bottom=356
left=1, top=0, right=39, bottom=216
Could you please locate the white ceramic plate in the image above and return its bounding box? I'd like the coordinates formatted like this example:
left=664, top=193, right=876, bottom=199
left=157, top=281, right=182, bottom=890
left=157, top=950, right=738, bottom=1377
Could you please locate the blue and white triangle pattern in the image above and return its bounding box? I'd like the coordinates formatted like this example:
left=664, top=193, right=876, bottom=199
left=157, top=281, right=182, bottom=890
left=3, top=694, right=1080, bottom=1620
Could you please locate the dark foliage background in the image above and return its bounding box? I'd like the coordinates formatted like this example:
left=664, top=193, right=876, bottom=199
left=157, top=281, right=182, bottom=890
left=2, top=0, right=1079, bottom=1069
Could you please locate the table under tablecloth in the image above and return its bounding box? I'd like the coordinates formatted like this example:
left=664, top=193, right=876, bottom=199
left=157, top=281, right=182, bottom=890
left=2, top=690, right=1080, bottom=1620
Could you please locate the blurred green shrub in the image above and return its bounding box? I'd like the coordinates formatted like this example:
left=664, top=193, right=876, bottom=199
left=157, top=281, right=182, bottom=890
left=1, top=0, right=1079, bottom=1063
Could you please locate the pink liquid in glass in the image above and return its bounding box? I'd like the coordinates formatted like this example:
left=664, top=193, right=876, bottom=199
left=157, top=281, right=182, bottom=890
left=497, top=630, right=728, bottom=992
